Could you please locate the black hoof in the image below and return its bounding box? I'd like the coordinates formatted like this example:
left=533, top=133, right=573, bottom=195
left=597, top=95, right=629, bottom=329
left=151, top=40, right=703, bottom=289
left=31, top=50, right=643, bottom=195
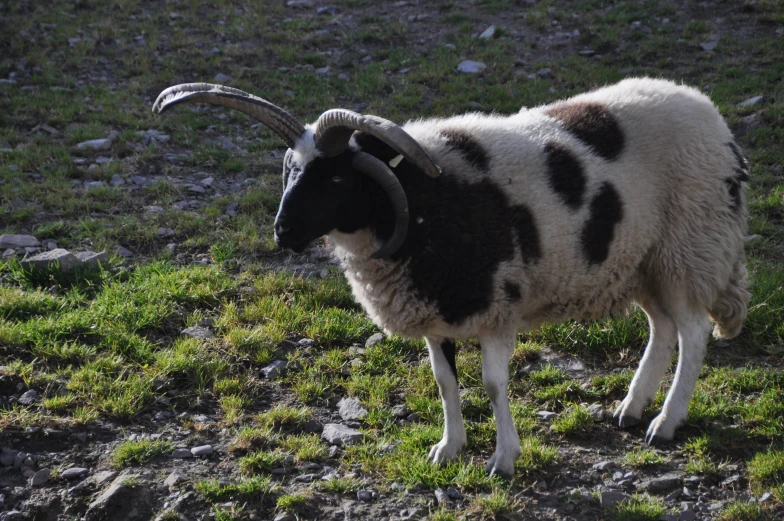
left=613, top=415, right=640, bottom=428
left=645, top=432, right=672, bottom=446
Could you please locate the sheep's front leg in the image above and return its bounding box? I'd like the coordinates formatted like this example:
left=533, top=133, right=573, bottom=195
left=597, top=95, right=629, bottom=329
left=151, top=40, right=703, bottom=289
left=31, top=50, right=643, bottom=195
left=479, top=331, right=520, bottom=477
left=426, top=337, right=467, bottom=464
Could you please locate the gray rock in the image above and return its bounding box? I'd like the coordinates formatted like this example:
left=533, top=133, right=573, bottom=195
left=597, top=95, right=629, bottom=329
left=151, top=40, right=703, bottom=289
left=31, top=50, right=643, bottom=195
left=0, top=448, right=16, bottom=466
left=392, top=404, right=410, bottom=418
left=1, top=510, right=22, bottom=520
left=316, top=5, right=338, bottom=15
left=537, top=410, right=558, bottom=421
left=593, top=460, right=617, bottom=471
left=61, top=467, right=89, bottom=479
left=286, top=0, right=312, bottom=6
left=338, top=397, right=368, bottom=421
left=322, top=423, right=364, bottom=446
left=186, top=184, right=206, bottom=194
left=110, top=174, right=125, bottom=187
left=446, top=486, right=462, bottom=500
left=22, top=249, right=82, bottom=272
left=163, top=471, right=188, bottom=489
left=660, top=515, right=678, bottom=521
left=76, top=137, right=113, bottom=151
left=18, top=389, right=39, bottom=405
left=75, top=251, right=109, bottom=268
left=214, top=73, right=231, bottom=83
left=0, top=234, right=40, bottom=248
left=365, top=332, right=385, bottom=348
left=758, top=492, right=772, bottom=503
left=699, top=41, right=717, bottom=51
left=435, top=488, right=452, bottom=506
left=457, top=60, right=486, bottom=74
left=295, top=473, right=317, bottom=482
left=274, top=514, right=296, bottom=521
left=171, top=449, right=193, bottom=458
left=357, top=489, right=372, bottom=501
left=600, top=490, right=630, bottom=508
left=637, top=471, right=684, bottom=493
left=260, top=360, right=287, bottom=379
left=181, top=326, right=215, bottom=339
left=157, top=227, right=175, bottom=237
left=587, top=403, right=606, bottom=421
left=31, top=468, right=50, bottom=486
left=316, top=66, right=331, bottom=75
left=114, top=245, right=133, bottom=258
left=739, top=95, right=763, bottom=107
left=2, top=248, right=16, bottom=258
left=190, top=445, right=213, bottom=457
left=479, top=25, right=496, bottom=39
left=537, top=67, right=552, bottom=77
left=41, top=239, right=58, bottom=250
left=143, top=205, right=164, bottom=213
left=85, top=472, right=152, bottom=521
left=679, top=510, right=696, bottom=521
left=298, top=338, right=317, bottom=347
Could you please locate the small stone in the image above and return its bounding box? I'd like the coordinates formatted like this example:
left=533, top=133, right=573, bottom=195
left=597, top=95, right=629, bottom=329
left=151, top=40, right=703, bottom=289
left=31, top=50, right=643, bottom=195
left=537, top=410, right=558, bottom=421
left=110, top=174, right=125, bottom=186
left=637, top=472, right=684, bottom=493
left=739, top=95, right=763, bottom=107
left=143, top=205, right=164, bottom=213
left=679, top=511, right=696, bottom=521
left=17, top=390, right=39, bottom=405
left=357, top=489, right=372, bottom=501
left=181, top=326, right=215, bottom=339
left=587, top=403, right=605, bottom=421
left=187, top=184, right=207, bottom=194
left=157, top=227, right=175, bottom=238
left=537, top=67, right=552, bottom=77
left=316, top=5, right=338, bottom=15
left=76, top=137, right=113, bottom=151
left=285, top=0, right=312, bottom=7
left=665, top=488, right=681, bottom=501
left=31, top=468, right=50, bottom=486
left=61, top=467, right=89, bottom=480
left=274, top=514, right=296, bottom=521
left=114, top=245, right=133, bottom=258
left=758, top=492, right=772, bottom=503
left=391, top=404, right=410, bottom=418
left=41, top=239, right=57, bottom=250
left=700, top=41, right=717, bottom=51
left=295, top=473, right=317, bottom=482
left=601, top=490, right=630, bottom=508
left=457, top=60, right=486, bottom=74
left=406, top=412, right=420, bottom=423
left=75, top=251, right=109, bottom=268
left=3, top=248, right=16, bottom=258
left=434, top=488, right=452, bottom=506
left=720, top=474, right=741, bottom=487
left=446, top=486, right=461, bottom=500
left=479, top=25, right=496, bottom=39
left=0, top=234, right=40, bottom=249
left=660, top=515, right=678, bottom=521
left=316, top=66, right=331, bottom=75
left=338, top=397, right=368, bottom=421
left=592, top=460, right=617, bottom=471
left=298, top=338, right=317, bottom=347
left=214, top=73, right=231, bottom=82
left=260, top=360, right=287, bottom=379
left=163, top=471, right=188, bottom=489
left=190, top=445, right=213, bottom=457
left=200, top=176, right=214, bottom=187
left=84, top=180, right=107, bottom=188
left=322, top=424, right=364, bottom=446
left=171, top=449, right=193, bottom=459
left=365, top=332, right=385, bottom=348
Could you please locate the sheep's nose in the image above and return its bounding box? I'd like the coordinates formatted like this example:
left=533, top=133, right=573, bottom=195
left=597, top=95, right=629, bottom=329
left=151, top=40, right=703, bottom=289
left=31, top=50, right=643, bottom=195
left=274, top=215, right=306, bottom=245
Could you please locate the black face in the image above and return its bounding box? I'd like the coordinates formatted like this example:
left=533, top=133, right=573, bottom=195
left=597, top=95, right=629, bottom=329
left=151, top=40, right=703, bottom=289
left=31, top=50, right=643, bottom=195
left=274, top=149, right=372, bottom=253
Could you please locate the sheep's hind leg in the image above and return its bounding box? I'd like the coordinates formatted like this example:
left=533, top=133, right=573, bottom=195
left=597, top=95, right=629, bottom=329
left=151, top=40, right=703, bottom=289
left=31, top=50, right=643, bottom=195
left=426, top=337, right=467, bottom=464
left=646, top=306, right=711, bottom=445
left=479, top=330, right=520, bottom=477
left=614, top=298, right=678, bottom=428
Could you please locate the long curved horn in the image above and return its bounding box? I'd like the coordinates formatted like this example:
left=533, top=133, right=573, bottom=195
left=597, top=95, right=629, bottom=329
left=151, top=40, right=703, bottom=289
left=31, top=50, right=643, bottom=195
left=152, top=83, right=306, bottom=148
left=352, top=151, right=409, bottom=259
left=315, top=109, right=441, bottom=178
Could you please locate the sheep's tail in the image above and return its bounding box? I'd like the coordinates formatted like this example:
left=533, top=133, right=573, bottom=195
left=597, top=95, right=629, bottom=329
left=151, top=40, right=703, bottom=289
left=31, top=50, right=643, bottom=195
left=709, top=261, right=751, bottom=339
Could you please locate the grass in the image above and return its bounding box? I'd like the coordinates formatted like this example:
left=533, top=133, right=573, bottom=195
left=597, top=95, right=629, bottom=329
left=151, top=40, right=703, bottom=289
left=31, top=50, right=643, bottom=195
left=611, top=494, right=667, bottom=521
left=112, top=439, right=173, bottom=468
left=1, top=0, right=783, bottom=519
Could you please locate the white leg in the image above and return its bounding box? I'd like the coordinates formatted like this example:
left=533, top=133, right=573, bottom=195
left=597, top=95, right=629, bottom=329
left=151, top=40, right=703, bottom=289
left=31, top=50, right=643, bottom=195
left=479, top=330, right=520, bottom=477
left=614, top=299, right=678, bottom=428
left=646, top=308, right=711, bottom=445
left=426, top=337, right=466, bottom=464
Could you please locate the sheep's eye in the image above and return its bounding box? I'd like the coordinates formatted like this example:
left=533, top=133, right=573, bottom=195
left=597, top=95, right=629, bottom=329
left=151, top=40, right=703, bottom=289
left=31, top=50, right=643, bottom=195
left=331, top=175, right=342, bottom=183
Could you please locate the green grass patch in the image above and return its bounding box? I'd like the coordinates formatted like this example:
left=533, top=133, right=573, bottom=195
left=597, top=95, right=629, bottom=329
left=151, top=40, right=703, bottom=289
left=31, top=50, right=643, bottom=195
left=112, top=439, right=173, bottom=468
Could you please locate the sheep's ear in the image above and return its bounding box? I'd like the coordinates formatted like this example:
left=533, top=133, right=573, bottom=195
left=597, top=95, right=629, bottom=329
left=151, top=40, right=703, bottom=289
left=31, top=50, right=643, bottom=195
left=353, top=132, right=401, bottom=164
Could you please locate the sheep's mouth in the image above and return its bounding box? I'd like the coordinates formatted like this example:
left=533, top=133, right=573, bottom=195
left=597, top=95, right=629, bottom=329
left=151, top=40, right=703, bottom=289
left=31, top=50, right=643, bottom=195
left=275, top=235, right=312, bottom=254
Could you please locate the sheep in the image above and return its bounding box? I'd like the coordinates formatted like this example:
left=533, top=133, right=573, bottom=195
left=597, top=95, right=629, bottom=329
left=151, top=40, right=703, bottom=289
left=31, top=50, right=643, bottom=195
left=153, top=78, right=751, bottom=477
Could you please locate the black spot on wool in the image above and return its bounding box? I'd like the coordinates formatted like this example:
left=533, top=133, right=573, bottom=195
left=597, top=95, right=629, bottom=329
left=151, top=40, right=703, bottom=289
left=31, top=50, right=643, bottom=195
left=544, top=102, right=625, bottom=161
left=441, top=129, right=490, bottom=172
left=354, top=133, right=541, bottom=325
left=441, top=339, right=458, bottom=381
left=504, top=281, right=521, bottom=302
left=581, top=182, right=623, bottom=265
left=727, top=141, right=749, bottom=178
left=544, top=142, right=586, bottom=210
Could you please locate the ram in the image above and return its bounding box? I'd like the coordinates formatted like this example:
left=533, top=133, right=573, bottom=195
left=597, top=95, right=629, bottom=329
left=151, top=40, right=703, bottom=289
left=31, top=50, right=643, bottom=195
left=154, top=78, right=750, bottom=477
